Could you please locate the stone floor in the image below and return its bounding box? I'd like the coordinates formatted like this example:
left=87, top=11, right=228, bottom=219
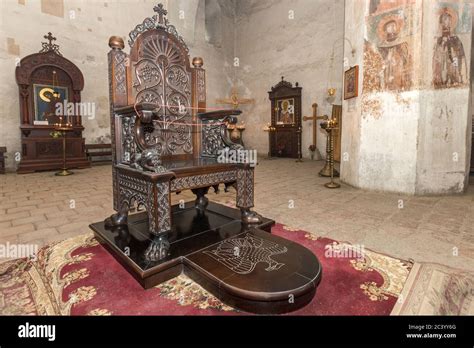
left=0, top=159, right=473, bottom=271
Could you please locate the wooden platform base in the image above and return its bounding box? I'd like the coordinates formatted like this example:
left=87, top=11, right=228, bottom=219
left=90, top=202, right=322, bottom=314
left=17, top=157, right=90, bottom=174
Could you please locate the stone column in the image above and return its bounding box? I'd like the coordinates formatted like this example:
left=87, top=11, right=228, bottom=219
left=341, top=0, right=472, bottom=195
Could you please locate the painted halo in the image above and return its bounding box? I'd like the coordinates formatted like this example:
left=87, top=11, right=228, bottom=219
left=437, top=6, right=459, bottom=32
left=376, top=14, right=405, bottom=46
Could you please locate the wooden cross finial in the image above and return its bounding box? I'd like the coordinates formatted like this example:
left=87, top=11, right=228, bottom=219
left=39, top=32, right=62, bottom=56
left=153, top=3, right=168, bottom=24
left=44, top=32, right=56, bottom=45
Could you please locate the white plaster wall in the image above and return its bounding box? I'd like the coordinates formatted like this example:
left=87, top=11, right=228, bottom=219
left=234, top=0, right=345, bottom=159
left=359, top=91, right=420, bottom=194
left=340, top=0, right=365, bottom=188
left=415, top=0, right=472, bottom=194
left=0, top=0, right=235, bottom=171
left=416, top=88, right=472, bottom=194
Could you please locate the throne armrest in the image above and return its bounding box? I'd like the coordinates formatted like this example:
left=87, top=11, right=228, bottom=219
left=197, top=109, right=242, bottom=123
left=115, top=164, right=175, bottom=182
left=114, top=103, right=157, bottom=122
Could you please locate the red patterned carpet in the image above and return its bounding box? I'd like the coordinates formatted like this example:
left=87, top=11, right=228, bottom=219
left=0, top=224, right=412, bottom=315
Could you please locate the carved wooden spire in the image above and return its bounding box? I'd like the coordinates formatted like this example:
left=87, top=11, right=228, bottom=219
left=39, top=32, right=62, bottom=56
left=153, top=3, right=168, bottom=25
left=128, top=3, right=188, bottom=52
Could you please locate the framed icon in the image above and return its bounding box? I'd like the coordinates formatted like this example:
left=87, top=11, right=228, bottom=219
left=344, top=65, right=359, bottom=100
left=33, top=84, right=68, bottom=122
left=276, top=98, right=295, bottom=125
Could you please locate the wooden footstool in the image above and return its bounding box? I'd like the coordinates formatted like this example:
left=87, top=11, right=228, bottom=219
left=91, top=202, right=322, bottom=314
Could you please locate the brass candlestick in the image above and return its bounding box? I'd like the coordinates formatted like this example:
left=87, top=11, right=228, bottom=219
left=51, top=123, right=74, bottom=176
left=319, top=119, right=340, bottom=178
left=321, top=119, right=340, bottom=189
left=296, top=126, right=303, bottom=163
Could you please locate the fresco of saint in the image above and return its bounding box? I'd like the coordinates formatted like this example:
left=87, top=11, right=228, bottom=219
left=376, top=16, right=412, bottom=91
left=432, top=7, right=467, bottom=89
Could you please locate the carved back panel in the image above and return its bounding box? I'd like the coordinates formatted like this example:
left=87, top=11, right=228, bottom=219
left=129, top=29, right=193, bottom=157
left=108, top=3, right=207, bottom=188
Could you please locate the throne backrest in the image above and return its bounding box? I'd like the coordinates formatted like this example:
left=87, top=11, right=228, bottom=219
left=108, top=4, right=206, bottom=164
left=129, top=28, right=193, bottom=158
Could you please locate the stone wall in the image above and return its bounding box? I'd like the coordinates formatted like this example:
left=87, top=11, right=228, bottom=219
left=0, top=0, right=235, bottom=171
left=234, top=0, right=345, bottom=159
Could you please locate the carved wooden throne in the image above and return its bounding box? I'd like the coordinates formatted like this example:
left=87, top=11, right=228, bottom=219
left=91, top=4, right=322, bottom=313
left=105, top=4, right=260, bottom=259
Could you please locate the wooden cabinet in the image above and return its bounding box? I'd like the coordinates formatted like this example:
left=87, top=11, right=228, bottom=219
left=15, top=33, right=89, bottom=173
left=268, top=77, right=302, bottom=159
